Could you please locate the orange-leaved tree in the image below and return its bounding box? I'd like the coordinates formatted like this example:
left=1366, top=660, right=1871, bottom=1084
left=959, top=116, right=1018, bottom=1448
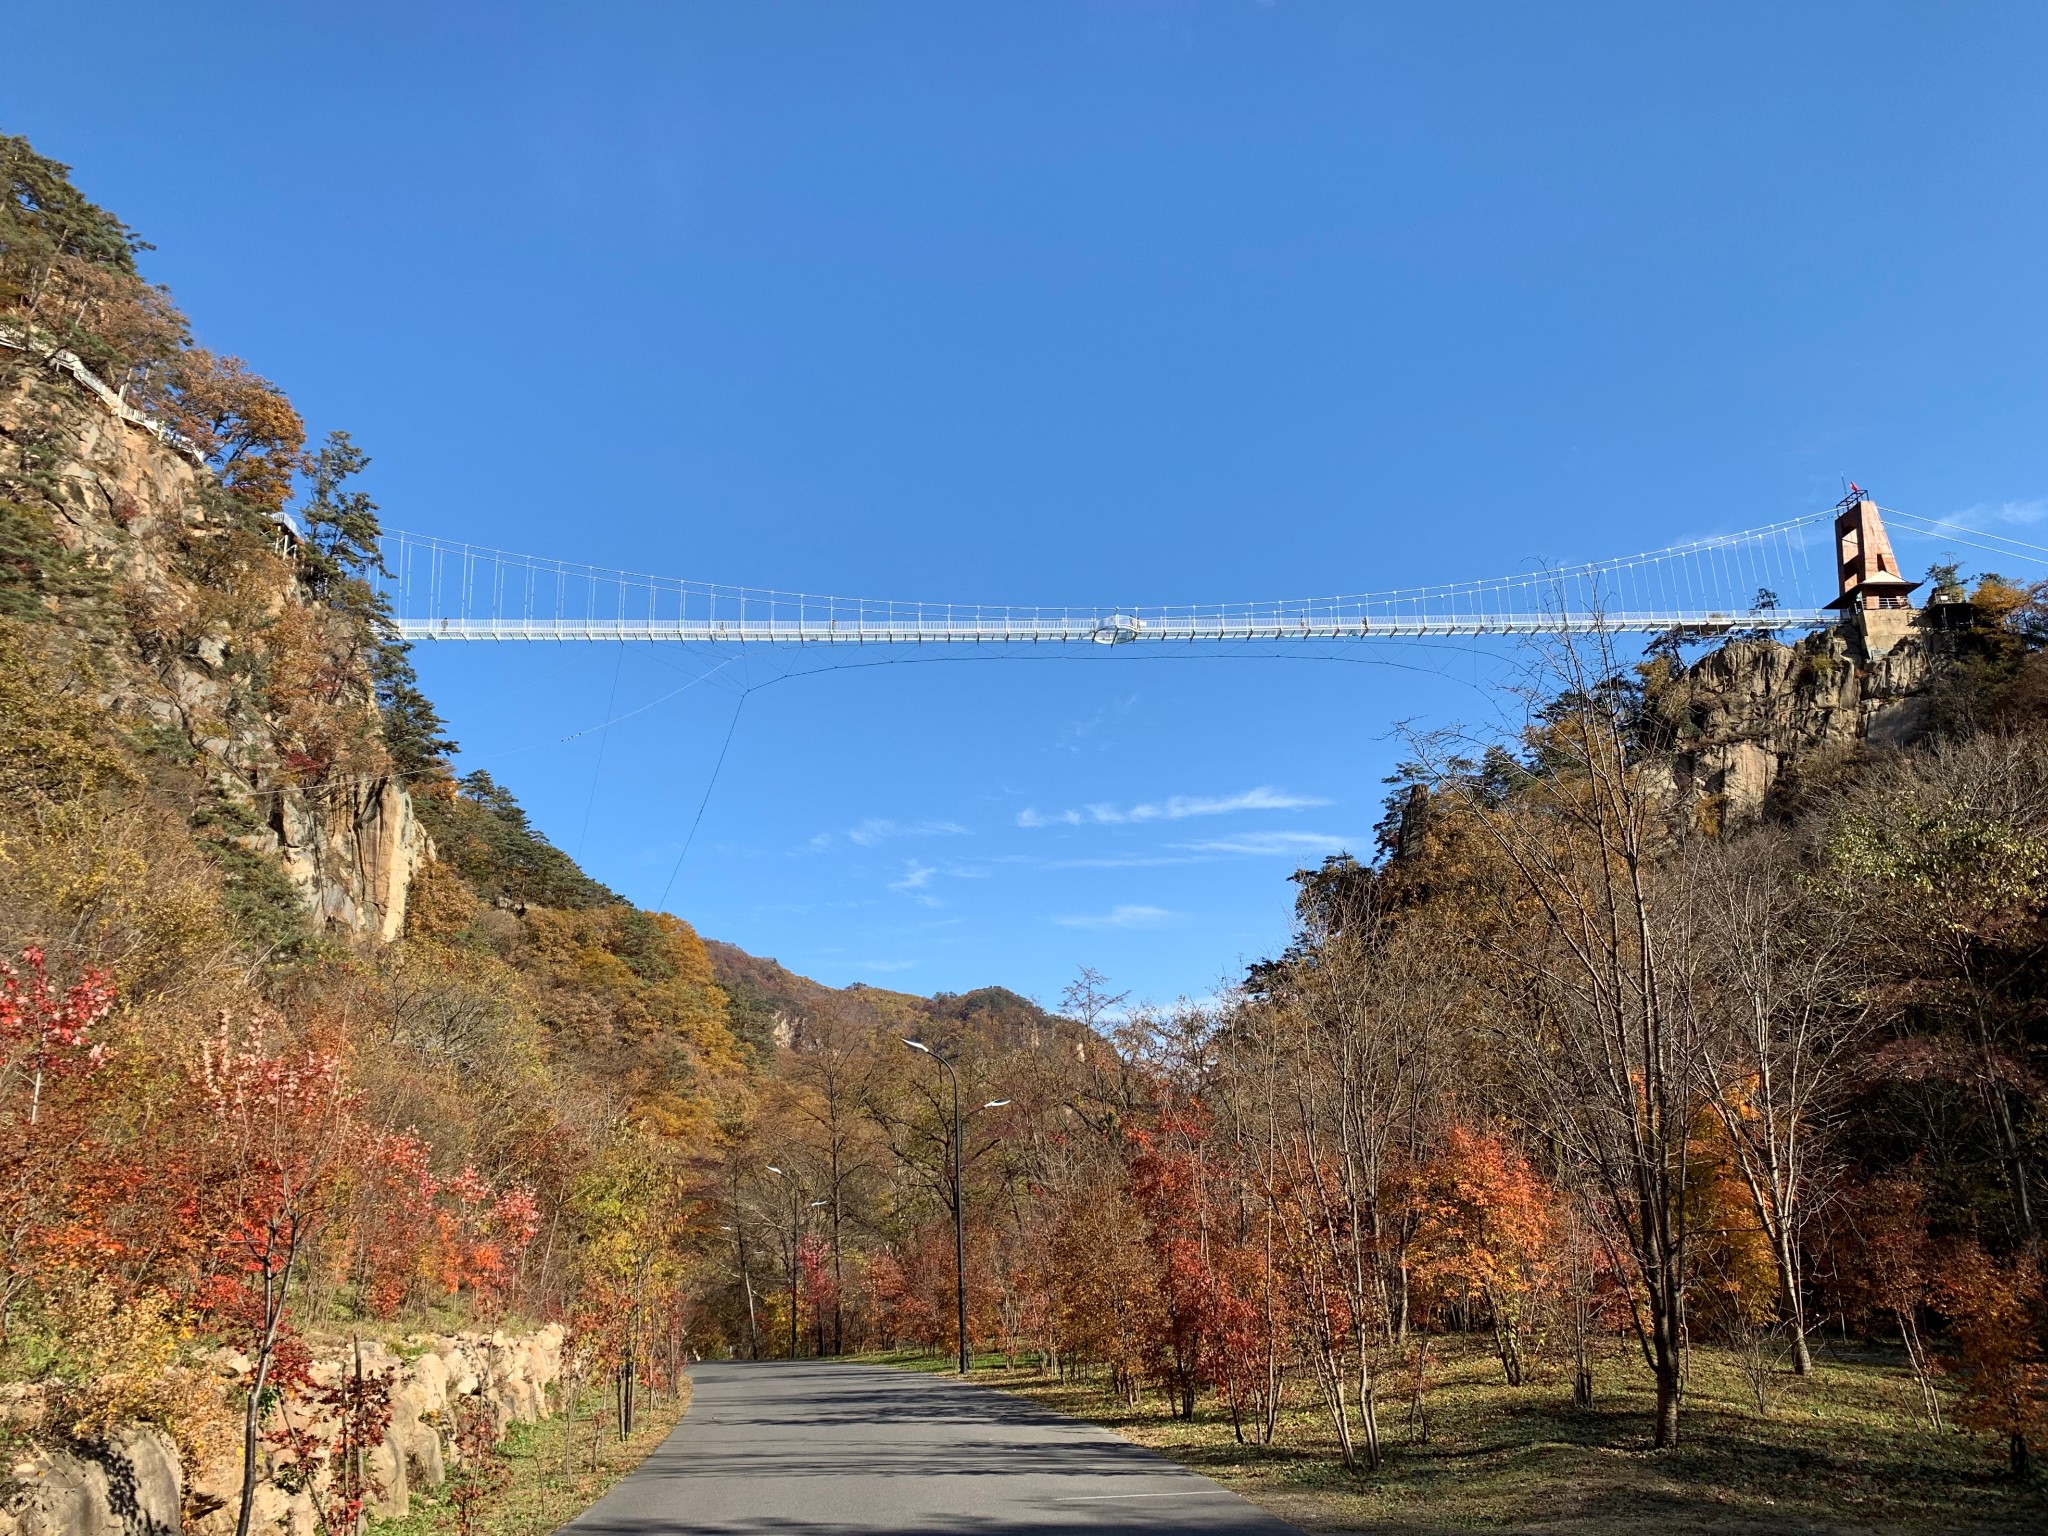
left=1835, top=1174, right=1947, bottom=1428
left=165, top=350, right=305, bottom=515
left=1420, top=1123, right=1557, bottom=1387
left=1941, top=1241, right=2047, bottom=1478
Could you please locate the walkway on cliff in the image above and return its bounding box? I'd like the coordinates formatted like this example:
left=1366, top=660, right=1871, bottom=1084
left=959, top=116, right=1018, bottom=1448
left=560, top=1360, right=1302, bottom=1535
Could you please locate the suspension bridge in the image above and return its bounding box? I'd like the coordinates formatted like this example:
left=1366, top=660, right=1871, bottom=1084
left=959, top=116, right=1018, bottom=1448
left=31, top=323, right=2039, bottom=649
left=374, top=500, right=2035, bottom=647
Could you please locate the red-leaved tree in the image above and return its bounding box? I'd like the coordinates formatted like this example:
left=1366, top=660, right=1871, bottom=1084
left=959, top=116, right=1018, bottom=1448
left=0, top=948, right=114, bottom=1333
left=187, top=1018, right=363, bottom=1536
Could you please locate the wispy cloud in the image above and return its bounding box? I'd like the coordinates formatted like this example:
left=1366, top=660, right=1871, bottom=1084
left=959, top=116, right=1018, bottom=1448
left=1018, top=786, right=1328, bottom=829
left=808, top=818, right=969, bottom=851
left=1053, top=904, right=1177, bottom=931
left=1174, top=831, right=1361, bottom=857
left=1056, top=694, right=1141, bottom=754
left=860, top=958, right=920, bottom=973
left=1027, top=854, right=1211, bottom=870
left=888, top=861, right=942, bottom=907
left=1943, top=498, right=2048, bottom=530
left=889, top=861, right=937, bottom=892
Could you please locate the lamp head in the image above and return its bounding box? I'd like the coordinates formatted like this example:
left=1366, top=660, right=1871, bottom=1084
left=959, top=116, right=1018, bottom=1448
left=984, top=1099, right=1011, bottom=1108
left=902, top=1038, right=932, bottom=1054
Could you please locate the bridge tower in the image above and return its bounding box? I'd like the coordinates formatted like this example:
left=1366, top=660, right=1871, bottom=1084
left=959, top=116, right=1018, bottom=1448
left=1824, top=488, right=1921, bottom=657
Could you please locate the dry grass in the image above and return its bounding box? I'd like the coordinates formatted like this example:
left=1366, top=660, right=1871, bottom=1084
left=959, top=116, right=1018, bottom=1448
left=371, top=1378, right=690, bottom=1536
left=867, top=1337, right=2047, bottom=1534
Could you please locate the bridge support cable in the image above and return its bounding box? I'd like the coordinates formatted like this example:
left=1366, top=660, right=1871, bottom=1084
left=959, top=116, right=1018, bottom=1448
left=1875, top=509, right=2048, bottom=573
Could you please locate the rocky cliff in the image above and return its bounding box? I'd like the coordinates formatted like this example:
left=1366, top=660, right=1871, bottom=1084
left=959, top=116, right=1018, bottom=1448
left=1650, top=623, right=1937, bottom=831
left=1, top=347, right=427, bottom=941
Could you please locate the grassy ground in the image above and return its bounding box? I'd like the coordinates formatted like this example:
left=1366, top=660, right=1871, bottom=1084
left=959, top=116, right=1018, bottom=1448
left=863, top=1337, right=2047, bottom=1534
left=371, top=1379, right=690, bottom=1536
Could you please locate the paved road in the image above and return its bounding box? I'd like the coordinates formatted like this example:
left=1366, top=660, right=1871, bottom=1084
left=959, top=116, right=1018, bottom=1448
left=562, top=1360, right=1302, bottom=1535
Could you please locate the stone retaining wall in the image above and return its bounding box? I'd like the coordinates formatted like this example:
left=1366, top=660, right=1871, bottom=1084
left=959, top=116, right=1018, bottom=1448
left=1, top=1325, right=565, bottom=1536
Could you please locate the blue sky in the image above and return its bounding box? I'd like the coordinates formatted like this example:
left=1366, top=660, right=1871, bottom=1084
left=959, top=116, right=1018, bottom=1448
left=11, top=2, right=2048, bottom=1006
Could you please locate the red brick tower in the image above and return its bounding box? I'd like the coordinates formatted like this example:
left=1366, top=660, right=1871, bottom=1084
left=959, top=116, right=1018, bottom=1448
left=1824, top=489, right=1920, bottom=655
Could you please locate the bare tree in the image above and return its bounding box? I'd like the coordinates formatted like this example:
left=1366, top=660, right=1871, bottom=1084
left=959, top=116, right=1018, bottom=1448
left=1415, top=624, right=1707, bottom=1448
left=783, top=1002, right=885, bottom=1354
left=1689, top=834, right=1866, bottom=1374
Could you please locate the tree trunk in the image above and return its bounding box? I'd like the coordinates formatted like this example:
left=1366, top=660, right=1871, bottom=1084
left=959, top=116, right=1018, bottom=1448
left=235, top=1224, right=302, bottom=1536
left=1407, top=1340, right=1431, bottom=1443
left=1897, top=1314, right=1943, bottom=1429
left=1650, top=1277, right=1683, bottom=1449
left=1788, top=1319, right=1813, bottom=1376
left=1771, top=1227, right=1812, bottom=1376
left=1489, top=1291, right=1525, bottom=1387
left=1307, top=1336, right=1357, bottom=1471
left=1653, top=1357, right=1681, bottom=1449
left=1353, top=1335, right=1383, bottom=1471
left=1569, top=1301, right=1592, bottom=1408
left=1326, top=1370, right=1357, bottom=1472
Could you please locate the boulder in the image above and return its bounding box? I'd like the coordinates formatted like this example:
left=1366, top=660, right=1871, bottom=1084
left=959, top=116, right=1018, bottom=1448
left=103, top=1430, right=178, bottom=1536
left=4, top=1428, right=179, bottom=1536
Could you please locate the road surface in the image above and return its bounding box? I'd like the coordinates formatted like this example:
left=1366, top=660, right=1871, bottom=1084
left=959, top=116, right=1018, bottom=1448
left=561, top=1360, right=1303, bottom=1534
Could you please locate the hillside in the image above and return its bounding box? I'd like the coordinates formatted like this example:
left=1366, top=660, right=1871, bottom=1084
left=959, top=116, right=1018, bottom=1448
left=702, top=937, right=1064, bottom=1054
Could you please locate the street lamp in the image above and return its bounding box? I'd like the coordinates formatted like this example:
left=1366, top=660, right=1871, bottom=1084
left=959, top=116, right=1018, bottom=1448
left=804, top=1199, right=826, bottom=1355
left=903, top=1040, right=1011, bottom=1375
left=719, top=1223, right=761, bottom=1360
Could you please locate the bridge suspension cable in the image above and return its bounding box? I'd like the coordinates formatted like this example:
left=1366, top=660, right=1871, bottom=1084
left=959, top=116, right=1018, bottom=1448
left=378, top=512, right=1834, bottom=645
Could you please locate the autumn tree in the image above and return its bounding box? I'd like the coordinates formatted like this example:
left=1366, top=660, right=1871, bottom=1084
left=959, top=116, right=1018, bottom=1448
left=1824, top=732, right=2048, bottom=1254
left=1942, top=1242, right=2048, bottom=1477
left=1835, top=1174, right=1947, bottom=1428
left=779, top=1003, right=887, bottom=1354
left=1126, top=1114, right=1217, bottom=1419
left=186, top=1018, right=363, bottom=1536
left=1422, top=1124, right=1556, bottom=1387
left=1691, top=835, right=1865, bottom=1374
left=0, top=135, right=188, bottom=384
left=0, top=947, right=114, bottom=1332
left=166, top=350, right=306, bottom=515
left=1411, top=628, right=1712, bottom=1449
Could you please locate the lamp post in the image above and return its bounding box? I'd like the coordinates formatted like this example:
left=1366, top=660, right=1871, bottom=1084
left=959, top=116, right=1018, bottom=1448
left=805, top=1198, right=826, bottom=1353
left=901, top=1040, right=968, bottom=1375
left=903, top=1042, right=1010, bottom=1375
left=718, top=1223, right=761, bottom=1360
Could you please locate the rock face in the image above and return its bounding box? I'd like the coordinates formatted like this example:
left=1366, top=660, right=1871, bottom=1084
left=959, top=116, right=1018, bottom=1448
left=1, top=351, right=428, bottom=940
left=0, top=1326, right=565, bottom=1536
left=259, top=771, right=428, bottom=943
left=1656, top=623, right=1935, bottom=831
left=2, top=1428, right=180, bottom=1536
